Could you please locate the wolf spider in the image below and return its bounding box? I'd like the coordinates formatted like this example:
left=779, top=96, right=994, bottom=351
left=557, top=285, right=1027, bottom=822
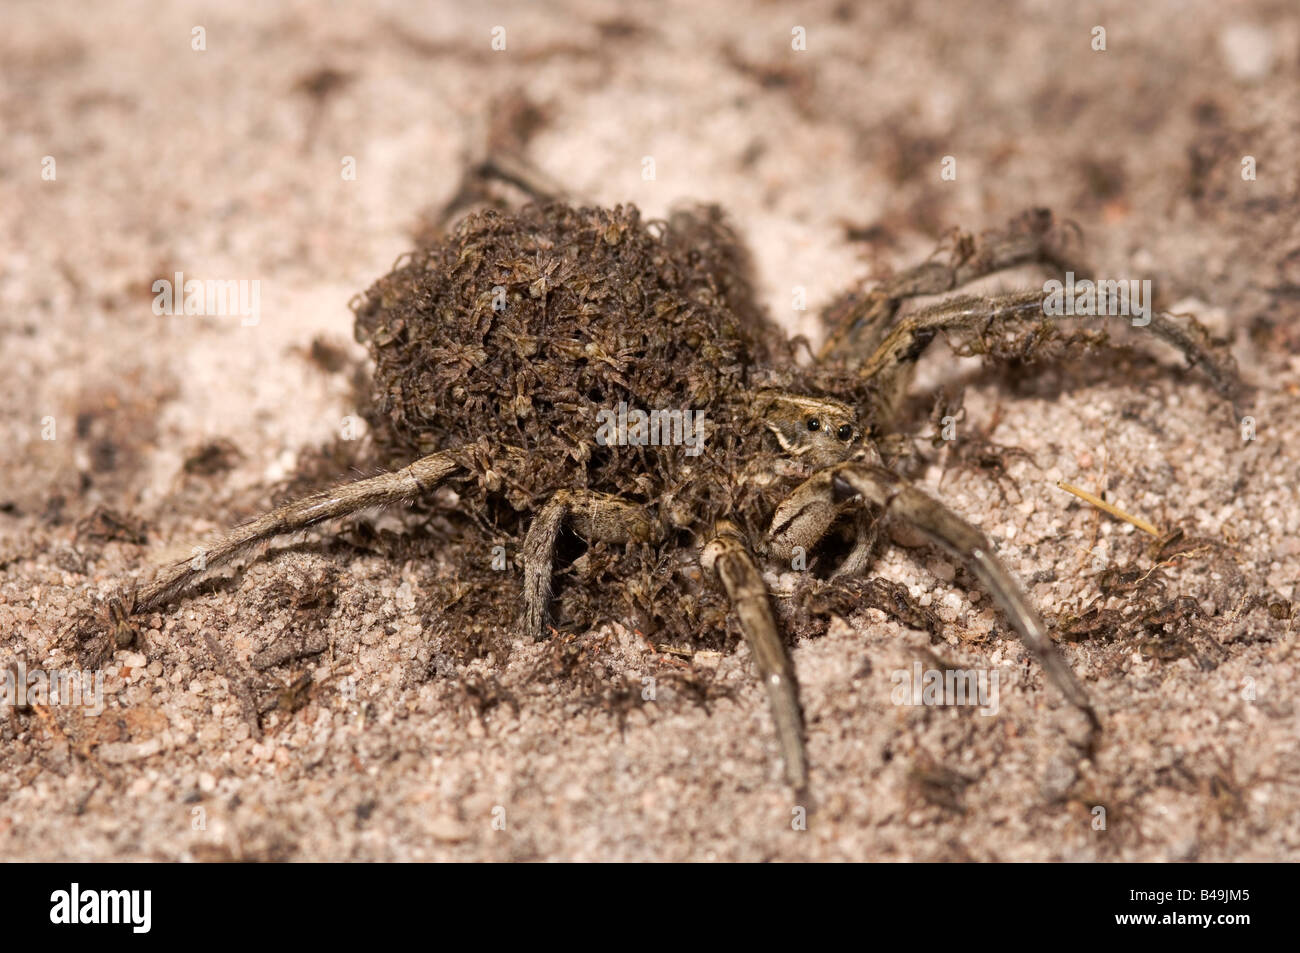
left=98, top=200, right=1241, bottom=797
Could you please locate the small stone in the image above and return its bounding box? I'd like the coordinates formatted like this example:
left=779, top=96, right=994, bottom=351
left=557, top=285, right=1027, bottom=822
left=128, top=777, right=152, bottom=797
left=1219, top=24, right=1275, bottom=81
left=429, top=816, right=470, bottom=842
left=96, top=738, right=163, bottom=764
left=928, top=559, right=956, bottom=582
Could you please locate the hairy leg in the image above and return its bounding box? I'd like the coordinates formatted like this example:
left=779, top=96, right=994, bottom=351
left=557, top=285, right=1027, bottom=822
left=856, top=290, right=1244, bottom=426
left=133, top=450, right=462, bottom=613
left=521, top=490, right=657, bottom=642
left=766, top=467, right=880, bottom=582
left=772, top=462, right=1098, bottom=733
left=702, top=521, right=808, bottom=794
left=832, top=511, right=882, bottom=582
left=767, top=468, right=842, bottom=565
left=818, top=208, right=1087, bottom=363
left=827, top=462, right=1098, bottom=729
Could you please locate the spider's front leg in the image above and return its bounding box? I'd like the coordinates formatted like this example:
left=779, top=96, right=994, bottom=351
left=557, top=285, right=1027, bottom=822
left=521, top=490, right=658, bottom=642
left=818, top=208, right=1086, bottom=363
left=767, top=467, right=880, bottom=581
left=775, top=462, right=1099, bottom=733
left=855, top=290, right=1244, bottom=425
left=701, top=522, right=808, bottom=794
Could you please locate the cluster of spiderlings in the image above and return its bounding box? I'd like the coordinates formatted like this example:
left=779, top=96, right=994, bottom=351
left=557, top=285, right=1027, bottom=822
left=350, top=202, right=811, bottom=642
left=353, top=203, right=778, bottom=508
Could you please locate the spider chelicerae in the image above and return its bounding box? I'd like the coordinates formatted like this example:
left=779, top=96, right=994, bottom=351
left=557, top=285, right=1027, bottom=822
left=89, top=199, right=1242, bottom=797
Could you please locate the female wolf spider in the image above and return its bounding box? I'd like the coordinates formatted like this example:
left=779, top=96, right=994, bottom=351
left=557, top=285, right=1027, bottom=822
left=94, top=200, right=1241, bottom=796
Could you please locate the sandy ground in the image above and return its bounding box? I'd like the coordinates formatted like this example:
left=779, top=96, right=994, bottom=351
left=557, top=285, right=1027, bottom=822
left=2, top=0, right=1299, bottom=861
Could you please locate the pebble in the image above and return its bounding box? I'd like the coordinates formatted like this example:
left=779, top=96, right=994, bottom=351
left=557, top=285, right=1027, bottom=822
left=97, top=738, right=163, bottom=764
left=428, top=816, right=470, bottom=842
left=128, top=777, right=152, bottom=797
left=927, top=559, right=956, bottom=582
left=1219, top=24, right=1276, bottom=81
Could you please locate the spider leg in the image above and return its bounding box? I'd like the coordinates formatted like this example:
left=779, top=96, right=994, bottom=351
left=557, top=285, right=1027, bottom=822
left=825, top=461, right=1099, bottom=731
left=702, top=521, right=808, bottom=794
left=765, top=463, right=881, bottom=582
left=133, top=450, right=461, bottom=612
left=856, top=290, right=1243, bottom=425
left=521, top=490, right=657, bottom=642
left=831, top=510, right=882, bottom=581
left=768, top=468, right=842, bottom=564
left=819, top=208, right=1086, bottom=362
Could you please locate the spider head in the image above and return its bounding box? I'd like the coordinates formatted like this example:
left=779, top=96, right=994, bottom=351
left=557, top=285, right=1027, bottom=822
left=756, top=391, right=862, bottom=467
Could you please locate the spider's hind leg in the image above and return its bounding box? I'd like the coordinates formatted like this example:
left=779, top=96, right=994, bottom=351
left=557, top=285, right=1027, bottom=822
left=521, top=490, right=658, bottom=642
left=132, top=450, right=462, bottom=614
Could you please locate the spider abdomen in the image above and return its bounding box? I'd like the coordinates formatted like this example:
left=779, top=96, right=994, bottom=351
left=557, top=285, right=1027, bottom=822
left=352, top=202, right=777, bottom=517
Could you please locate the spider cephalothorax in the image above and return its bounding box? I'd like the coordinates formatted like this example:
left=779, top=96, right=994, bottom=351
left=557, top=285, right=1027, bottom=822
left=98, top=201, right=1243, bottom=797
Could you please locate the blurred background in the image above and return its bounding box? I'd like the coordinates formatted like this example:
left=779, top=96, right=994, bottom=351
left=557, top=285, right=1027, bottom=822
left=4, top=0, right=1296, bottom=514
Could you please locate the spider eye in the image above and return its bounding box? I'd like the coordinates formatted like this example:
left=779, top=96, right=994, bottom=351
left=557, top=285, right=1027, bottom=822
left=806, top=417, right=820, bottom=432
left=836, top=424, right=853, bottom=441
